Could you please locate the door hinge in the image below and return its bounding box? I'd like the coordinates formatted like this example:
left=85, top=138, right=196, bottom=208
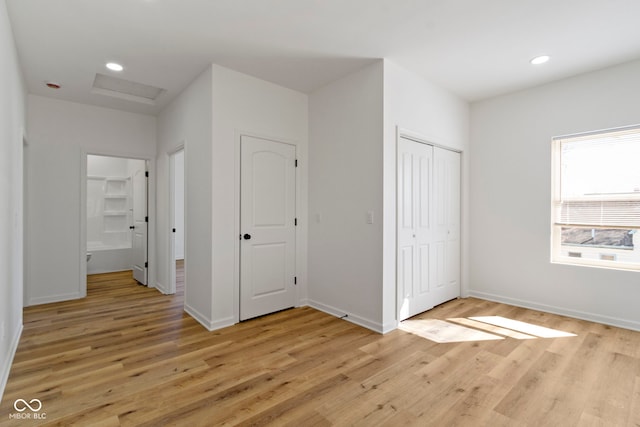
left=294, top=276, right=297, bottom=285
left=145, top=216, right=148, bottom=223
left=145, top=171, right=149, bottom=178
left=295, top=159, right=298, bottom=167
left=295, top=218, right=297, bottom=226
left=144, top=261, right=148, bottom=268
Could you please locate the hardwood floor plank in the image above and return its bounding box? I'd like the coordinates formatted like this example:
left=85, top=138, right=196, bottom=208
left=1, top=268, right=640, bottom=426
left=423, top=374, right=505, bottom=426
left=628, top=376, right=640, bottom=427
left=406, top=350, right=504, bottom=423
left=235, top=374, right=350, bottom=426
left=493, top=350, right=566, bottom=421
left=581, top=352, right=640, bottom=425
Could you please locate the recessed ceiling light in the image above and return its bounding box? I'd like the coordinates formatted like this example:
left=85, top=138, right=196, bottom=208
left=106, top=62, right=124, bottom=72
left=45, top=82, right=61, bottom=89
left=530, top=55, right=550, bottom=65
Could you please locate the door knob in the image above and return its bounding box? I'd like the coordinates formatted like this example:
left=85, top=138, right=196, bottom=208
left=243, top=234, right=252, bottom=240
left=129, top=226, right=135, bottom=230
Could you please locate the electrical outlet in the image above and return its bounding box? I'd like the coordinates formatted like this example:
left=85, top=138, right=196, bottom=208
left=366, top=210, right=374, bottom=224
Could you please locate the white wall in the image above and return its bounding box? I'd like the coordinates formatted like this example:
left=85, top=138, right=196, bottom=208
left=469, top=59, right=640, bottom=331
left=210, top=64, right=309, bottom=329
left=88, top=154, right=130, bottom=177
left=0, top=0, right=26, bottom=401
left=156, top=66, right=213, bottom=323
left=308, top=61, right=384, bottom=331
left=383, top=60, right=470, bottom=331
left=25, top=95, right=156, bottom=305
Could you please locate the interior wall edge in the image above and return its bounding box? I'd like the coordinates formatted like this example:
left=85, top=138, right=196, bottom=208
left=0, top=324, right=22, bottom=403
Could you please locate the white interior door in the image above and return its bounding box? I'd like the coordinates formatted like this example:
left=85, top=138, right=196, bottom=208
left=432, top=147, right=461, bottom=304
left=397, top=137, right=434, bottom=321
left=397, top=138, right=461, bottom=321
left=132, top=165, right=148, bottom=284
left=240, top=135, right=296, bottom=321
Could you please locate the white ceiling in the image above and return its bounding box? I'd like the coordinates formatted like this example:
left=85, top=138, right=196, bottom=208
left=7, top=0, right=640, bottom=115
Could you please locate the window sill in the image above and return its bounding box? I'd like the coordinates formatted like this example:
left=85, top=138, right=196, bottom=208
left=551, top=258, right=640, bottom=273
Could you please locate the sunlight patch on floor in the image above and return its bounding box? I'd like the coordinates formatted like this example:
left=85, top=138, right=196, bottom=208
left=468, top=316, right=577, bottom=338
left=400, top=316, right=577, bottom=343
left=447, top=317, right=537, bottom=340
left=399, top=319, right=505, bottom=343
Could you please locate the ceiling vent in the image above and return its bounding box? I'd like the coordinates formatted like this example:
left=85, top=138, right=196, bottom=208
left=91, top=73, right=165, bottom=105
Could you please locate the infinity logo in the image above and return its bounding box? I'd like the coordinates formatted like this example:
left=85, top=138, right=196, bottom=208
left=13, top=399, right=42, bottom=412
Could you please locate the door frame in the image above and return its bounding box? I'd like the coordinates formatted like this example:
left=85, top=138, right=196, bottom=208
left=168, top=145, right=185, bottom=295
left=80, top=150, right=156, bottom=293
left=396, top=128, right=462, bottom=321
left=233, top=131, right=304, bottom=324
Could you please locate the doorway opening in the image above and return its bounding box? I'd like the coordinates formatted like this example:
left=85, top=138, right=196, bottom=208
left=85, top=154, right=148, bottom=284
left=169, top=148, right=185, bottom=295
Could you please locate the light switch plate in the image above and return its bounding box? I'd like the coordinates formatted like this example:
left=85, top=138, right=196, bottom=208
left=366, top=210, right=374, bottom=224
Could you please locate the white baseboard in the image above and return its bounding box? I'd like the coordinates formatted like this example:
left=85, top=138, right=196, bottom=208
left=87, top=268, right=133, bottom=275
left=208, top=316, right=235, bottom=331
left=381, top=320, right=398, bottom=334
left=307, top=299, right=384, bottom=334
left=0, top=323, right=23, bottom=404
left=184, top=303, right=211, bottom=330
left=27, top=292, right=83, bottom=306
left=184, top=303, right=234, bottom=332
left=155, top=281, right=169, bottom=295
left=468, top=290, right=640, bottom=332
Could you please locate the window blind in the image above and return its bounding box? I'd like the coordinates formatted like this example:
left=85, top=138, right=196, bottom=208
left=554, top=199, right=640, bottom=227
left=553, top=125, right=640, bottom=229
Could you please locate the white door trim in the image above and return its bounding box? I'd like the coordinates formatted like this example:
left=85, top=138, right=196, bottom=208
left=398, top=127, right=463, bottom=154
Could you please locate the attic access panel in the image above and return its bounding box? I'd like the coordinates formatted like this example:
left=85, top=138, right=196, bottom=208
left=92, top=73, right=165, bottom=105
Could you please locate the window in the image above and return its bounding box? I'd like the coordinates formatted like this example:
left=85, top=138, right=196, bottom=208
left=551, top=125, right=640, bottom=271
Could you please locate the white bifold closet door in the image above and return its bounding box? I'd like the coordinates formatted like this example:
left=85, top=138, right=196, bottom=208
left=397, top=137, right=460, bottom=321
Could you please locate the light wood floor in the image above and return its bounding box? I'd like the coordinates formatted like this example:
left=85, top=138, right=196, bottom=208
left=2, top=268, right=640, bottom=426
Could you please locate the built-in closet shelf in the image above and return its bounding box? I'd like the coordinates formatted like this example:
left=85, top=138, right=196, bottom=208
left=105, top=178, right=128, bottom=197
left=103, top=212, right=128, bottom=216
left=104, top=195, right=128, bottom=199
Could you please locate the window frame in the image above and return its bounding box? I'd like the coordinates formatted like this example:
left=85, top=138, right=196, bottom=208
left=550, top=125, right=640, bottom=272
